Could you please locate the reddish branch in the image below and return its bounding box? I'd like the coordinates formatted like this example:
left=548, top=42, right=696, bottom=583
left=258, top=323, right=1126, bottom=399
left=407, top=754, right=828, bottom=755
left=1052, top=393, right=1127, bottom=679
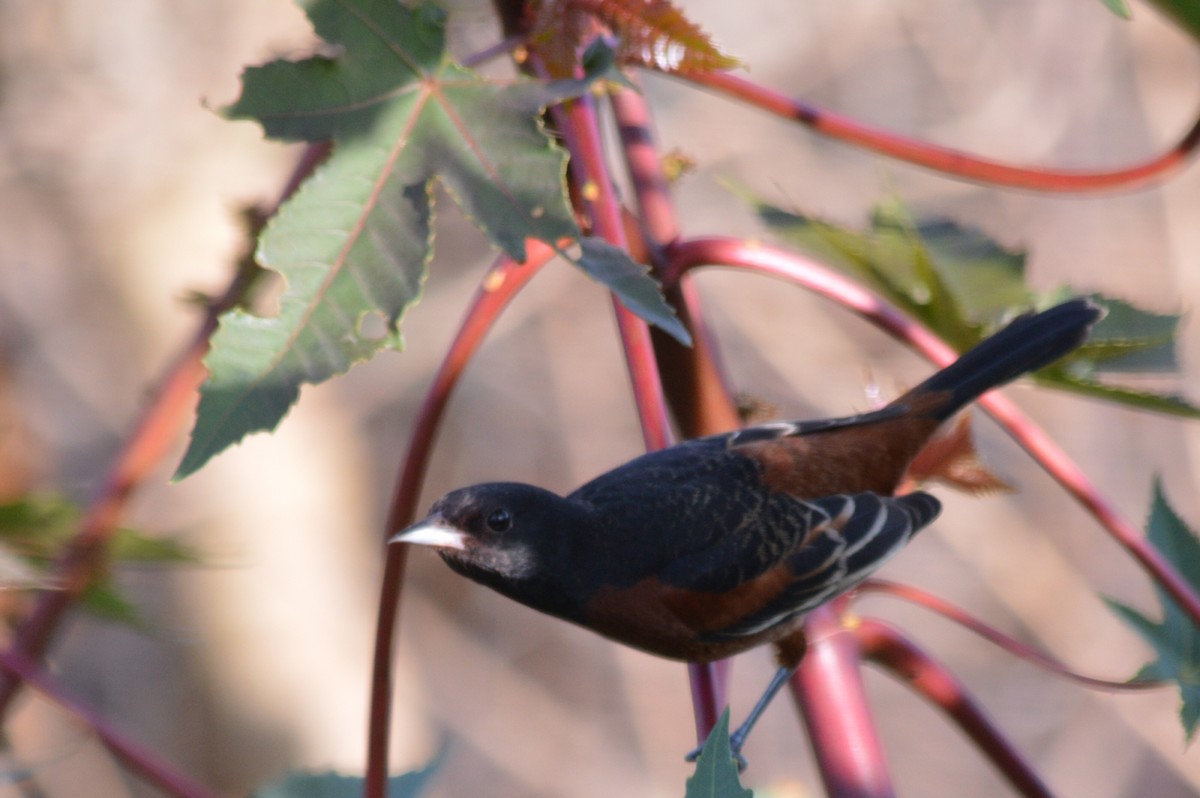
left=365, top=245, right=555, bottom=798
left=792, top=605, right=896, bottom=798
left=857, top=619, right=1057, bottom=798
left=686, top=71, right=1200, bottom=193
left=856, top=580, right=1165, bottom=692
left=0, top=650, right=219, bottom=798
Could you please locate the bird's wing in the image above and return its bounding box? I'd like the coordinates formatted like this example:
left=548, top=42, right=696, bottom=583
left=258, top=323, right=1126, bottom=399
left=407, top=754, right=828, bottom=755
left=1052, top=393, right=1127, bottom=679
left=696, top=491, right=941, bottom=641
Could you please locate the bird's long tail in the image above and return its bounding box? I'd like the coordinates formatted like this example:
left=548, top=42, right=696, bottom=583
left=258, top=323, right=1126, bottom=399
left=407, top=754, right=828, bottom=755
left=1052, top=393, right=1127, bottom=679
left=903, top=299, right=1101, bottom=421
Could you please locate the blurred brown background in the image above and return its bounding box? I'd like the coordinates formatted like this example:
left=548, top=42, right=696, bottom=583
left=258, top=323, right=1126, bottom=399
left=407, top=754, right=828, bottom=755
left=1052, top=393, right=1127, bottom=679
left=1, top=0, right=1199, bottom=796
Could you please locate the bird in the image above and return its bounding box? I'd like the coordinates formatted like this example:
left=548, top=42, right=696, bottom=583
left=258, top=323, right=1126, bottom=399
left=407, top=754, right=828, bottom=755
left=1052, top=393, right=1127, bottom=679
left=392, top=298, right=1101, bottom=767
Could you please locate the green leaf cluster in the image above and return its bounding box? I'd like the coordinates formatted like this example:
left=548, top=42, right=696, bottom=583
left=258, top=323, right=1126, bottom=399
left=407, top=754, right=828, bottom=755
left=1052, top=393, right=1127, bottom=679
left=750, top=195, right=1198, bottom=417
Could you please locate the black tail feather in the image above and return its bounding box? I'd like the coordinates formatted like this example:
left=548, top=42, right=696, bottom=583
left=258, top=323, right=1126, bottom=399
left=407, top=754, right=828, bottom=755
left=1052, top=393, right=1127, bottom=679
left=907, top=299, right=1101, bottom=420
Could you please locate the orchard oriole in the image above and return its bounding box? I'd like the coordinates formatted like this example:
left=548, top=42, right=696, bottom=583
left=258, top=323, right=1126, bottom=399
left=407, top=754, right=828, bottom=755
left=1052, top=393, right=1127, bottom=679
left=392, top=299, right=1100, bottom=766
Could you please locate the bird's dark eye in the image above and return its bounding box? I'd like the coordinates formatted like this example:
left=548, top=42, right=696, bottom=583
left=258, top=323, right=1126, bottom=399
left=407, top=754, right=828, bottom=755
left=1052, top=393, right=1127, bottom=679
left=485, top=508, right=513, bottom=532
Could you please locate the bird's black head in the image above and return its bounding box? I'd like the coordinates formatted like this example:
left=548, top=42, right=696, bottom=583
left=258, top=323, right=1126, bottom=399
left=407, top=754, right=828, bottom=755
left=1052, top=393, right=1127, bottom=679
left=391, top=482, right=596, bottom=615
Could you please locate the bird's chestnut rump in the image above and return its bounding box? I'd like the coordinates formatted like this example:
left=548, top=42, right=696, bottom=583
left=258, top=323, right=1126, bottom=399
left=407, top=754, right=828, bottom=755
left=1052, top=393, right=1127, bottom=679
left=393, top=298, right=1102, bottom=768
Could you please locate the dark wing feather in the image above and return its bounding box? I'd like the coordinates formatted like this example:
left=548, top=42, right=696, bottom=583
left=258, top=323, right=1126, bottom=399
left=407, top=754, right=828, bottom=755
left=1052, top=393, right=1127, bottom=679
left=701, top=491, right=941, bottom=641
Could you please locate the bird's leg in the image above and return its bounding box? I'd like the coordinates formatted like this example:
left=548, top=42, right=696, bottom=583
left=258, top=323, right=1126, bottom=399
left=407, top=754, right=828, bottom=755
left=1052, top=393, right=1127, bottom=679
left=684, top=632, right=807, bottom=771
left=684, top=664, right=796, bottom=770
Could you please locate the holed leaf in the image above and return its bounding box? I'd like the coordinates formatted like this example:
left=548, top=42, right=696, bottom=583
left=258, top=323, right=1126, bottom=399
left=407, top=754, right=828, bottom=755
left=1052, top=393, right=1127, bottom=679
left=1106, top=480, right=1200, bottom=741
left=178, top=0, right=686, bottom=478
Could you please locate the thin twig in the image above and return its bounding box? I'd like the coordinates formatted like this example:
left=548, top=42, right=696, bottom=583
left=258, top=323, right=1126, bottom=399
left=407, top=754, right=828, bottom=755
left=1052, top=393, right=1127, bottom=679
left=0, top=649, right=219, bottom=798
left=684, top=71, right=1200, bottom=193
left=856, top=580, right=1165, bottom=691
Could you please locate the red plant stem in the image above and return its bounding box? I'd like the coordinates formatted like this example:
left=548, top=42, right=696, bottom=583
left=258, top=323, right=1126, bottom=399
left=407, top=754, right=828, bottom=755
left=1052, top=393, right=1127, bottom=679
left=857, top=619, right=1057, bottom=798
left=663, top=236, right=1200, bottom=632
left=686, top=660, right=730, bottom=748
left=554, top=83, right=676, bottom=453
left=610, top=85, right=680, bottom=246
left=610, top=86, right=741, bottom=434
left=365, top=245, right=554, bottom=798
left=792, top=605, right=896, bottom=798
left=0, top=649, right=219, bottom=798
left=684, top=71, right=1200, bottom=193
left=855, top=580, right=1164, bottom=691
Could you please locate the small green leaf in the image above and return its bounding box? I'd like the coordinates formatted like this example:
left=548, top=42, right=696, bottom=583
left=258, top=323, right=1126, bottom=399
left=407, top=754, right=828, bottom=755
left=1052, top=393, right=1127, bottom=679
left=685, top=709, right=753, bottom=798
left=255, top=748, right=445, bottom=798
left=1106, top=480, right=1200, bottom=741
left=1098, top=0, right=1134, bottom=19
left=575, top=238, right=691, bottom=345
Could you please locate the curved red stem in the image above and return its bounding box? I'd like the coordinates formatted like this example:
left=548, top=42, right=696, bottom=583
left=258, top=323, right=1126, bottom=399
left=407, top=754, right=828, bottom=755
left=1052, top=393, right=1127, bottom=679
left=857, top=619, right=1057, bottom=798
left=792, top=605, right=896, bottom=798
left=365, top=246, right=555, bottom=798
left=685, top=71, right=1200, bottom=193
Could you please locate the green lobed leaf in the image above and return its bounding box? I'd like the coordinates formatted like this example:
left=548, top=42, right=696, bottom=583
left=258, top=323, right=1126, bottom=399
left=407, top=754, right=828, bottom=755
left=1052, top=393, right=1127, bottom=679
left=254, top=748, right=444, bottom=798
left=1105, top=480, right=1200, bottom=741
left=685, top=709, right=753, bottom=798
left=178, top=0, right=687, bottom=478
